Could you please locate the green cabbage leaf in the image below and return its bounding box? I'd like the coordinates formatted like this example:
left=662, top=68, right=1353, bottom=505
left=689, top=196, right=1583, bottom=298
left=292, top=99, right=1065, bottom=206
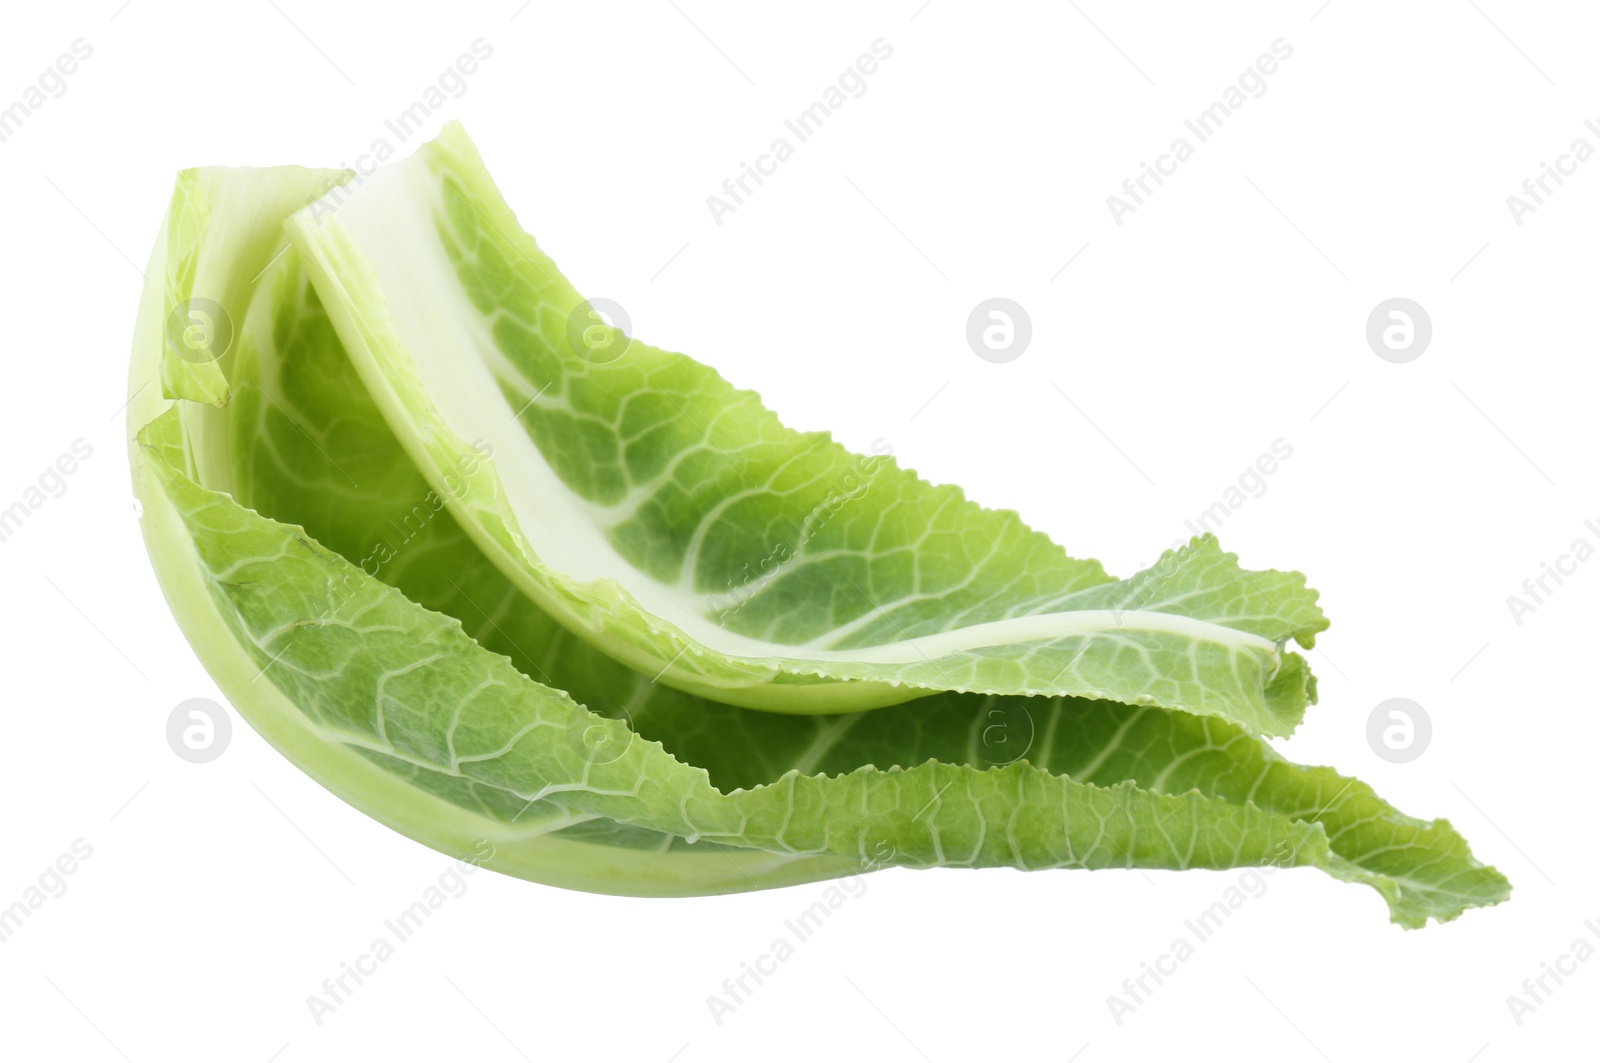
left=127, top=125, right=1508, bottom=926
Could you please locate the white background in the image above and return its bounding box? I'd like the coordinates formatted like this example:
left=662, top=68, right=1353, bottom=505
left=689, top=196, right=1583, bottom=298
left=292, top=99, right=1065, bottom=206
left=0, top=1, right=1593, bottom=1059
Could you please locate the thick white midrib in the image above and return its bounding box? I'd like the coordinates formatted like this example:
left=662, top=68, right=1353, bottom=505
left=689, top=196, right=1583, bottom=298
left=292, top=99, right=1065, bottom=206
left=794, top=609, right=1278, bottom=665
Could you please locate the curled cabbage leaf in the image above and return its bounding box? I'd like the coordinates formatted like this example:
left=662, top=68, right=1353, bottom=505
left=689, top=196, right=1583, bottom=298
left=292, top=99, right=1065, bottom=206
left=128, top=125, right=1508, bottom=926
